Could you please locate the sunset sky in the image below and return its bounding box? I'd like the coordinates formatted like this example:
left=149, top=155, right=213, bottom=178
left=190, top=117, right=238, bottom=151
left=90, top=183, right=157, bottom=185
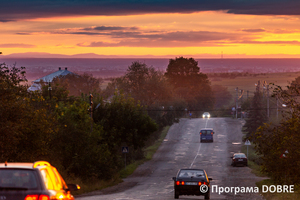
left=2, top=0, right=300, bottom=58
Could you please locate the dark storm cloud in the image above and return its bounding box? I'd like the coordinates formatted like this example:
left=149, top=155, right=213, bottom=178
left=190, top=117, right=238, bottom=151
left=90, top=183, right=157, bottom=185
left=1, top=0, right=300, bottom=22
left=76, top=30, right=249, bottom=47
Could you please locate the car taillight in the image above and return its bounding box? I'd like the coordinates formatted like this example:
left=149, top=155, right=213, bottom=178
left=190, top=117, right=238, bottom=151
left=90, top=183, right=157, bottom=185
left=198, top=182, right=202, bottom=186
left=25, top=195, right=38, bottom=200
left=211, top=132, right=213, bottom=135
left=176, top=181, right=185, bottom=185
left=200, top=132, right=202, bottom=135
left=25, top=195, right=50, bottom=200
left=39, top=195, right=50, bottom=200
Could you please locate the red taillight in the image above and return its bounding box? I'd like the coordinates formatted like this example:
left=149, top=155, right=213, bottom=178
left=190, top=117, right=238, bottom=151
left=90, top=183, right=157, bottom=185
left=181, top=181, right=185, bottom=185
left=25, top=195, right=38, bottom=200
left=39, top=195, right=50, bottom=200
left=203, top=182, right=207, bottom=185
left=25, top=195, right=50, bottom=200
left=176, top=181, right=180, bottom=185
left=198, top=182, right=202, bottom=186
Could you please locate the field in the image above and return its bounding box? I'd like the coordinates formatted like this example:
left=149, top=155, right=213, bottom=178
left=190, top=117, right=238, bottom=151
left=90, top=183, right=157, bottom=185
left=209, top=72, right=300, bottom=98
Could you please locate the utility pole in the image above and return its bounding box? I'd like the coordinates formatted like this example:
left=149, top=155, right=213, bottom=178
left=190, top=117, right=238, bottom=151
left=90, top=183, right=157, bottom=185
left=267, top=85, right=269, bottom=118
left=236, top=87, right=238, bottom=118
left=48, top=83, right=52, bottom=100
left=89, top=94, right=93, bottom=133
left=276, top=94, right=279, bottom=119
left=256, top=80, right=260, bottom=93
left=240, top=89, right=244, bottom=103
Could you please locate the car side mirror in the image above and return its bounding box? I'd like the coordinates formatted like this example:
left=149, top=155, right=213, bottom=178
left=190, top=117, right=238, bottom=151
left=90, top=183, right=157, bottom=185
left=67, top=184, right=80, bottom=191
left=172, top=177, right=176, bottom=181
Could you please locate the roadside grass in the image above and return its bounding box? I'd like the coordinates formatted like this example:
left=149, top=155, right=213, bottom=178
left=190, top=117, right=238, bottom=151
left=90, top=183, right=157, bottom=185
left=241, top=145, right=265, bottom=177
left=72, top=126, right=170, bottom=195
left=120, top=126, right=170, bottom=178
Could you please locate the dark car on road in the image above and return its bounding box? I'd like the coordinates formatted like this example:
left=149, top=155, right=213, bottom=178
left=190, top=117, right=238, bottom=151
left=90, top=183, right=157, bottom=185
left=172, top=169, right=212, bottom=199
left=231, top=153, right=248, bottom=167
left=200, top=128, right=214, bottom=143
left=0, top=161, right=80, bottom=200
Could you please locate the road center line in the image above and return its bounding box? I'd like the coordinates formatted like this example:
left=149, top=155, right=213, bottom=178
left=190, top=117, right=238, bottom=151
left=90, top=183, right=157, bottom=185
left=190, top=142, right=202, bottom=168
left=189, top=118, right=209, bottom=168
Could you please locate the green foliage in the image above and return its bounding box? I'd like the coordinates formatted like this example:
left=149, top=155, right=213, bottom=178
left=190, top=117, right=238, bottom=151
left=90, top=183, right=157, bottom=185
left=105, top=61, right=184, bottom=128
left=93, top=91, right=158, bottom=168
left=106, top=61, right=172, bottom=106
left=211, top=84, right=233, bottom=109
left=164, top=57, right=214, bottom=112
left=252, top=80, right=300, bottom=185
left=0, top=63, right=56, bottom=162
left=243, top=91, right=268, bottom=141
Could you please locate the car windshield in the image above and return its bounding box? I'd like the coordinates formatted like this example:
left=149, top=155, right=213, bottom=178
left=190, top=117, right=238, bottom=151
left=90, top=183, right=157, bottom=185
left=178, top=170, right=204, bottom=177
left=201, top=130, right=212, bottom=135
left=0, top=169, right=38, bottom=189
left=234, top=154, right=246, bottom=158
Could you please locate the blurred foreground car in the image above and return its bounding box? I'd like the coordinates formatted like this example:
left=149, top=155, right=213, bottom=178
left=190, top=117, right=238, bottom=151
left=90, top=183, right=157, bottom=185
left=202, top=112, right=210, bottom=118
left=231, top=153, right=248, bottom=167
left=0, top=161, right=80, bottom=200
left=172, top=169, right=212, bottom=199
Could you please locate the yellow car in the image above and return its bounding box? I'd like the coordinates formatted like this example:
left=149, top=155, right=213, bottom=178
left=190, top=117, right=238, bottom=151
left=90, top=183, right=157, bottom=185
left=0, top=161, right=80, bottom=200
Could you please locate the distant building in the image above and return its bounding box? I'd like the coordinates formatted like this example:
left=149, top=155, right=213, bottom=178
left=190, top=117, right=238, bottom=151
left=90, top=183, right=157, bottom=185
left=28, top=67, right=76, bottom=91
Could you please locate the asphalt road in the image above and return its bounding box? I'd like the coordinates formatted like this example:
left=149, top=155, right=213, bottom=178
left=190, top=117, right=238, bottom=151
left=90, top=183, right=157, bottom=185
left=77, top=117, right=266, bottom=200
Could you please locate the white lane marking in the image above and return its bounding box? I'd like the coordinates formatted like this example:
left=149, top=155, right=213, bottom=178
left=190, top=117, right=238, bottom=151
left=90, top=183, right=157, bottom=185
left=190, top=142, right=202, bottom=168
left=190, top=118, right=210, bottom=168
left=205, top=118, right=209, bottom=128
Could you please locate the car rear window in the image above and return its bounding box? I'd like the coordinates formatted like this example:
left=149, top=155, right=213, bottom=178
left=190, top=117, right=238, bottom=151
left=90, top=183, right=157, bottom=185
left=235, top=154, right=246, bottom=158
left=0, top=169, right=38, bottom=189
left=178, top=170, right=204, bottom=177
left=201, top=130, right=212, bottom=135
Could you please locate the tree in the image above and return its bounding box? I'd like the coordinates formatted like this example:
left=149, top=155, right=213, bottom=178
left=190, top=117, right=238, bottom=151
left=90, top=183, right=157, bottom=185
left=243, top=91, right=268, bottom=141
left=164, top=57, right=214, bottom=112
left=251, top=80, right=300, bottom=184
left=93, top=91, right=158, bottom=163
left=0, top=63, right=56, bottom=162
left=51, top=73, right=103, bottom=97
left=211, top=85, right=233, bottom=109
left=105, top=61, right=172, bottom=106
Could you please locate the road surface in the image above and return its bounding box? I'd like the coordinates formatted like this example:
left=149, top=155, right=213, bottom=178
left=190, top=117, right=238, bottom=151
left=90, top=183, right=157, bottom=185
left=77, top=117, right=265, bottom=200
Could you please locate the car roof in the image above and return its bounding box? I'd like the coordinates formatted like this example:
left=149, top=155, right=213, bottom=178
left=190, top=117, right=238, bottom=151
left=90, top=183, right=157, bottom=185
left=200, top=128, right=213, bottom=130
left=233, top=153, right=246, bottom=155
left=0, top=161, right=51, bottom=169
left=179, top=168, right=205, bottom=171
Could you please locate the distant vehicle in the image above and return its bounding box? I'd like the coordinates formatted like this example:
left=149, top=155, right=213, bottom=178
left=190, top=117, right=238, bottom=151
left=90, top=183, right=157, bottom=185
left=172, top=169, right=212, bottom=199
left=202, top=112, right=210, bottom=118
left=0, top=161, right=80, bottom=200
left=231, top=153, right=248, bottom=167
left=200, top=128, right=214, bottom=143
